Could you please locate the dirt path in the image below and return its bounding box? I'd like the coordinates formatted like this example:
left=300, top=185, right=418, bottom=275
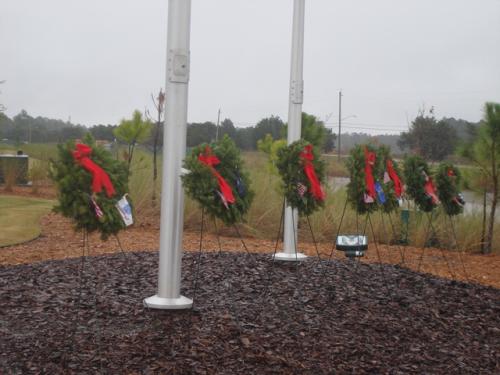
left=1, top=211, right=499, bottom=289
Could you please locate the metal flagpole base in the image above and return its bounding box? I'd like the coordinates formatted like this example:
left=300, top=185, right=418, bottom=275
left=143, top=295, right=193, bottom=310
left=273, top=252, right=307, bottom=262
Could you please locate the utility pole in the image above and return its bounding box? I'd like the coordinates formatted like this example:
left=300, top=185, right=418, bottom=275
left=338, top=90, right=342, bottom=161
left=215, top=108, right=221, bottom=141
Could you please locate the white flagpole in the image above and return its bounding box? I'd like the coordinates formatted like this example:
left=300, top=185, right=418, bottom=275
left=144, top=0, right=193, bottom=309
left=274, top=0, right=307, bottom=262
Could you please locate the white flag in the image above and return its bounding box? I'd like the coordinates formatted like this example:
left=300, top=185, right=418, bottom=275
left=115, top=195, right=133, bottom=226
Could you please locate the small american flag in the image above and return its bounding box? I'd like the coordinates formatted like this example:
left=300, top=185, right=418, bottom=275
left=383, top=171, right=391, bottom=184
left=364, top=193, right=375, bottom=204
left=297, top=182, right=307, bottom=197
left=454, top=193, right=465, bottom=207
left=90, top=196, right=104, bottom=219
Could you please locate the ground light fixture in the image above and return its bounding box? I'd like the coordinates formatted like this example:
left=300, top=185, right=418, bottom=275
left=336, top=235, right=368, bottom=259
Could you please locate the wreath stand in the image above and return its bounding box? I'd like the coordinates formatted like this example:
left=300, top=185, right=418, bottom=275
left=62, top=228, right=104, bottom=372
left=445, top=214, right=469, bottom=282
left=254, top=196, right=321, bottom=308
left=190, top=208, right=258, bottom=305
left=61, top=229, right=144, bottom=372
left=378, top=210, right=407, bottom=266
left=414, top=211, right=454, bottom=279
left=261, top=196, right=323, bottom=351
left=270, top=197, right=322, bottom=263
left=187, top=208, right=260, bottom=348
left=261, top=196, right=323, bottom=296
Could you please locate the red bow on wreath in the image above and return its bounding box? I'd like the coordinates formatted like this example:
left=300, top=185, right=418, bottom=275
left=386, top=159, right=403, bottom=198
left=198, top=146, right=235, bottom=205
left=364, top=147, right=377, bottom=200
left=299, top=144, right=325, bottom=201
left=73, top=144, right=116, bottom=198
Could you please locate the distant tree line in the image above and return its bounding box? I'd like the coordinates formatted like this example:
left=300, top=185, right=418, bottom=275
left=0, top=109, right=478, bottom=160
left=0, top=110, right=93, bottom=144
left=0, top=110, right=335, bottom=152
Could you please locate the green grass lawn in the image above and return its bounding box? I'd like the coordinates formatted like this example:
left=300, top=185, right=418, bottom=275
left=0, top=195, right=54, bottom=247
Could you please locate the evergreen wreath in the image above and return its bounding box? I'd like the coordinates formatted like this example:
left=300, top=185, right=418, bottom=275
left=403, top=155, right=437, bottom=212
left=435, top=162, right=464, bottom=216
left=376, top=145, right=403, bottom=214
left=346, top=144, right=382, bottom=214
left=50, top=134, right=131, bottom=239
left=182, top=135, right=254, bottom=225
left=276, top=139, right=326, bottom=216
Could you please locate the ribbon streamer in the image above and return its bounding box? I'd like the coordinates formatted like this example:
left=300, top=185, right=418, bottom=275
left=386, top=159, right=403, bottom=198
left=89, top=195, right=104, bottom=219
left=198, top=146, right=235, bottom=205
left=73, top=144, right=116, bottom=198
left=423, top=172, right=440, bottom=204
left=364, top=147, right=376, bottom=200
left=299, top=145, right=325, bottom=201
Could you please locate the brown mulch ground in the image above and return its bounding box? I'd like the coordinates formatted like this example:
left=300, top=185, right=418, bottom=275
left=1, top=251, right=500, bottom=374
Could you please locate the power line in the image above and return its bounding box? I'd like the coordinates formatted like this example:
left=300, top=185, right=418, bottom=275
left=210, top=118, right=409, bottom=133
left=326, top=121, right=406, bottom=127
left=325, top=121, right=408, bottom=132
left=338, top=125, right=407, bottom=132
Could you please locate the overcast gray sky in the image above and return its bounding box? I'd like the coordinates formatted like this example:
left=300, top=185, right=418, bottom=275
left=1, top=0, right=499, bottom=134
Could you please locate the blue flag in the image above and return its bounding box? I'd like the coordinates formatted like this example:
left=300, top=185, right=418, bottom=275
left=375, top=181, right=386, bottom=204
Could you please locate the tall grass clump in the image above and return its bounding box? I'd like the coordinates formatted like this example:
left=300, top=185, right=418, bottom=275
left=2, top=161, right=20, bottom=192
left=127, top=147, right=161, bottom=222
left=323, top=155, right=349, bottom=177
left=29, top=159, right=50, bottom=194
left=243, top=152, right=283, bottom=238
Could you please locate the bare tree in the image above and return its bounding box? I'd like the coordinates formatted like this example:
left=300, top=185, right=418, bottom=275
left=150, top=89, right=165, bottom=206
